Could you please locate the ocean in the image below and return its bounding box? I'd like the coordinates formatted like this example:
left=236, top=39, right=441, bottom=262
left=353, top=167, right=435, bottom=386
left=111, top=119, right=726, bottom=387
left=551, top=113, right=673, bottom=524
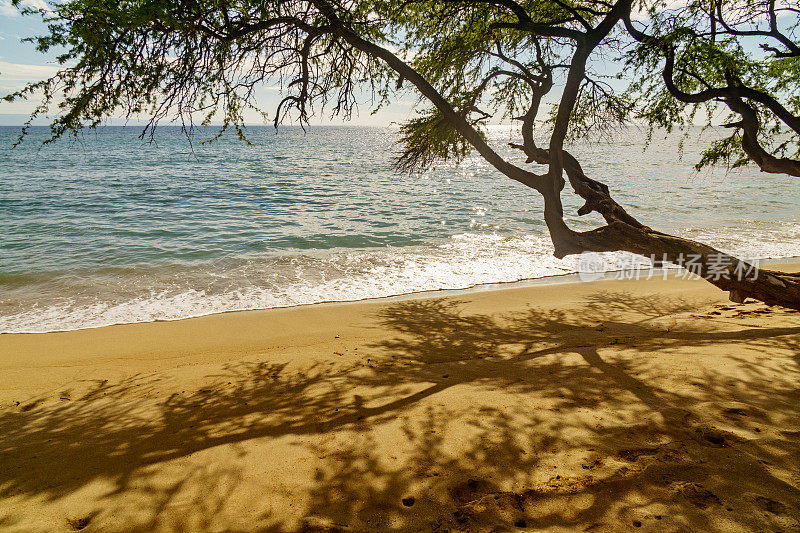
left=2, top=125, right=799, bottom=333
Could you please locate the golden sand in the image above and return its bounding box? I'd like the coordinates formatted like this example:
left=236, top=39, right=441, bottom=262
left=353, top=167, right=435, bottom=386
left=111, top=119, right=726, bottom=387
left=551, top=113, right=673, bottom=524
left=1, top=270, right=799, bottom=531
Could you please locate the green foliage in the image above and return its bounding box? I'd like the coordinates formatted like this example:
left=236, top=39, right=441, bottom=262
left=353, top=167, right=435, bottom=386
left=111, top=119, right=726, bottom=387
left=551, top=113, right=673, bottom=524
left=394, top=107, right=479, bottom=172
left=5, top=0, right=393, bottom=144
left=625, top=0, right=800, bottom=170
left=694, top=132, right=747, bottom=170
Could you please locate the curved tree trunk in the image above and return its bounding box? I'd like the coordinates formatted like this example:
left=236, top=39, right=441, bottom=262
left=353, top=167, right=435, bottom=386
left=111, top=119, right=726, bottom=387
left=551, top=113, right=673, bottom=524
left=551, top=220, right=800, bottom=310
left=510, top=141, right=800, bottom=310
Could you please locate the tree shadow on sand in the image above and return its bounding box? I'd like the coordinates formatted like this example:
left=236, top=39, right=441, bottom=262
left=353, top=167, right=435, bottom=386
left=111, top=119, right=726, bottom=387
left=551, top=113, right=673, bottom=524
left=0, top=292, right=799, bottom=531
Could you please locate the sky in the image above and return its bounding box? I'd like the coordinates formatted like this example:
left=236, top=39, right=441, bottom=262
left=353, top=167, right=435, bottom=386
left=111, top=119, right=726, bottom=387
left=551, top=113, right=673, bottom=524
left=0, top=0, right=64, bottom=124
left=0, top=1, right=785, bottom=130
left=0, top=0, right=686, bottom=130
left=0, top=0, right=418, bottom=127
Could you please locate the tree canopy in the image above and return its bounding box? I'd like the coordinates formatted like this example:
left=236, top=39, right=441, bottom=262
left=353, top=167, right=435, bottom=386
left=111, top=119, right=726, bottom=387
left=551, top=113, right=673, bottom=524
left=6, top=0, right=800, bottom=308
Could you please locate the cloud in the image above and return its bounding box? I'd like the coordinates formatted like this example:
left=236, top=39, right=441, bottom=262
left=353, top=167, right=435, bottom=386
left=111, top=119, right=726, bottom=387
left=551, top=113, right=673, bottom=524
left=629, top=0, right=689, bottom=21
left=0, top=0, right=50, bottom=17
left=0, top=2, right=17, bottom=16
left=0, top=60, right=61, bottom=80
left=0, top=60, right=61, bottom=114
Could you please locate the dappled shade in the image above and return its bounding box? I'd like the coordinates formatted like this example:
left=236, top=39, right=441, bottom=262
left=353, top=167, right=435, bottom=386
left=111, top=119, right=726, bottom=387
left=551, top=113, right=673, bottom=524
left=1, top=291, right=799, bottom=530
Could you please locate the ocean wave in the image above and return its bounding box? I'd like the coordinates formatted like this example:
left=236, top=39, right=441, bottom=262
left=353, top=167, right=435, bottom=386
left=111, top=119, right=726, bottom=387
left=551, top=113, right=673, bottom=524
left=3, top=226, right=798, bottom=334
left=1, top=233, right=560, bottom=332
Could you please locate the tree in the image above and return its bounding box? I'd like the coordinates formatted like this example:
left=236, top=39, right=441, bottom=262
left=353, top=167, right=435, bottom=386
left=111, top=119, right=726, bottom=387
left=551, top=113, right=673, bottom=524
left=6, top=0, right=800, bottom=308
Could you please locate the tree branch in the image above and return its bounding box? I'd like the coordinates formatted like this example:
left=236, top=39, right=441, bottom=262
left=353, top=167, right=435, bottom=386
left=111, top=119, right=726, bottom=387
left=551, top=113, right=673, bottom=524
left=310, top=0, right=545, bottom=191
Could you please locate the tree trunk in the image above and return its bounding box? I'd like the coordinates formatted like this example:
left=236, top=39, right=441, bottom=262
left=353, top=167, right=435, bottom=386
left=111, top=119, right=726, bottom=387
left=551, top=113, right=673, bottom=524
left=551, top=220, right=800, bottom=310
left=509, top=142, right=800, bottom=310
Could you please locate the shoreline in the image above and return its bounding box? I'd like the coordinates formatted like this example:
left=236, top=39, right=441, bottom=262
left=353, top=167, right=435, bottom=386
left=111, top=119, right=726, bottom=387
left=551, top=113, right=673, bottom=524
left=4, top=255, right=800, bottom=336
left=1, top=265, right=799, bottom=531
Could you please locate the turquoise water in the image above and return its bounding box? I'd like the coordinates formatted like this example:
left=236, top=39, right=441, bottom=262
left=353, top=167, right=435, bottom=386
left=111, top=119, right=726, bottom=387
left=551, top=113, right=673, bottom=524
left=2, top=125, right=799, bottom=332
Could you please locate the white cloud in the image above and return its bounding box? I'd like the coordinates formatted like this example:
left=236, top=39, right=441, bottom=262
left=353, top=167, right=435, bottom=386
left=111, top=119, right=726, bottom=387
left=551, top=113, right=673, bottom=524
left=0, top=2, right=18, bottom=16
left=0, top=0, right=50, bottom=17
left=0, top=60, right=61, bottom=80
left=25, top=0, right=48, bottom=9
left=630, top=0, right=688, bottom=21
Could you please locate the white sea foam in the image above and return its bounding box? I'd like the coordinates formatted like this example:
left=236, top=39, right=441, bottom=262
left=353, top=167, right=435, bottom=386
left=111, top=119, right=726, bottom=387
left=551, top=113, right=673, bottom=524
left=680, top=221, right=800, bottom=260
left=3, top=226, right=798, bottom=334
left=1, top=233, right=562, bottom=332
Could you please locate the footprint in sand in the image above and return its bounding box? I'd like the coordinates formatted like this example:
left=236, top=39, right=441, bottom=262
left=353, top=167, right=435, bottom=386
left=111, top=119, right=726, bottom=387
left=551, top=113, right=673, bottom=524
left=754, top=496, right=787, bottom=515
left=448, top=477, right=497, bottom=505
left=721, top=407, right=749, bottom=418
left=672, top=482, right=721, bottom=509
left=616, top=448, right=659, bottom=462
left=19, top=399, right=43, bottom=412
left=695, top=427, right=743, bottom=447
left=66, top=516, right=92, bottom=530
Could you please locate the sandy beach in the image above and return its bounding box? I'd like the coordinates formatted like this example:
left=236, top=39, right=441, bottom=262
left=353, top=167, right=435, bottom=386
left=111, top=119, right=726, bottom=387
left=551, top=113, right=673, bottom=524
left=1, top=269, right=799, bottom=532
